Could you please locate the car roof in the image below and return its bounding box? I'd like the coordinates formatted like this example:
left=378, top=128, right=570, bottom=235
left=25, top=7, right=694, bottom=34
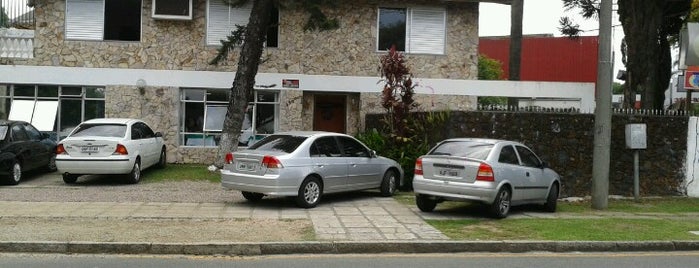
left=80, top=118, right=143, bottom=125
left=441, top=138, right=520, bottom=145
left=271, top=131, right=351, bottom=138
left=0, top=120, right=26, bottom=126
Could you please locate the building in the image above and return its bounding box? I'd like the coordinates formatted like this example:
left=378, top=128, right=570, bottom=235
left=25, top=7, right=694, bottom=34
left=1, top=0, right=593, bottom=164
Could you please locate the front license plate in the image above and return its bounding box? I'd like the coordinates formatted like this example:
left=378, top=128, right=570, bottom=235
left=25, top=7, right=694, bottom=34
left=237, top=162, right=257, bottom=171
left=81, top=146, right=99, bottom=153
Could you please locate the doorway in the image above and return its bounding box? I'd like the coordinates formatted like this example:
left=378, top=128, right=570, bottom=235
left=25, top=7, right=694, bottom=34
left=313, top=95, right=346, bottom=133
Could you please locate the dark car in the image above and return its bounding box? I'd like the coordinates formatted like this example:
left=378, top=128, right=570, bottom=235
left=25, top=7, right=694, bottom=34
left=0, top=120, right=57, bottom=185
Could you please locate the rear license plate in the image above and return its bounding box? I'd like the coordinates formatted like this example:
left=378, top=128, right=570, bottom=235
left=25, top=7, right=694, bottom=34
left=81, top=146, right=99, bottom=153
left=438, top=169, right=459, bottom=177
left=237, top=162, right=257, bottom=171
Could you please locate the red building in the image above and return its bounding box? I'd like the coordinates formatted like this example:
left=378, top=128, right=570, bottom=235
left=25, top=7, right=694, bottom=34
left=479, top=35, right=599, bottom=83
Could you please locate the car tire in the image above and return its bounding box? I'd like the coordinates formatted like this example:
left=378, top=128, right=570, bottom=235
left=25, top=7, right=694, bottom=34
left=379, top=169, right=398, bottom=197
left=416, top=194, right=437, bottom=212
left=46, top=154, right=57, bottom=172
left=4, top=160, right=22, bottom=185
left=543, top=183, right=559, bottom=212
left=242, top=191, right=264, bottom=202
left=156, top=148, right=166, bottom=169
left=62, top=173, right=78, bottom=184
left=490, top=187, right=511, bottom=219
left=125, top=159, right=141, bottom=184
left=295, top=176, right=322, bottom=208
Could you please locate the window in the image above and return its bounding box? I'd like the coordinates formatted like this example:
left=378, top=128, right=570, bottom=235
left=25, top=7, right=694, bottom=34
left=516, top=146, right=542, bottom=168
left=24, top=123, right=43, bottom=141
left=66, top=0, right=142, bottom=41
left=377, top=7, right=446, bottom=54
left=180, top=89, right=279, bottom=147
left=311, top=137, right=341, bottom=157
left=338, top=136, right=369, bottom=157
left=207, top=0, right=279, bottom=47
left=498, top=145, right=519, bottom=165
left=0, top=84, right=106, bottom=141
left=11, top=124, right=28, bottom=141
left=152, top=0, right=192, bottom=20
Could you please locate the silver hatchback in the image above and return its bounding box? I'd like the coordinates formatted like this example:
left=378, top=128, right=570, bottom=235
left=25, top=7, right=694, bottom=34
left=413, top=138, right=560, bottom=218
left=220, top=131, right=403, bottom=208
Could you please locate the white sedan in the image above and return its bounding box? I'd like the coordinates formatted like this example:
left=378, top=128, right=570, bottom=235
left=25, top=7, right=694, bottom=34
left=55, top=118, right=166, bottom=184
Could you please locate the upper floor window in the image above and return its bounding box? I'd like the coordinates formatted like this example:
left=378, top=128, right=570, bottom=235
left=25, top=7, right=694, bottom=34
left=66, top=0, right=142, bottom=41
left=207, top=0, right=279, bottom=47
left=377, top=6, right=446, bottom=55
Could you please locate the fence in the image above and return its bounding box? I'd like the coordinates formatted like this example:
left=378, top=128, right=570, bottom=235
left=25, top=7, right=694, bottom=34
left=1, top=0, right=34, bottom=29
left=477, top=105, right=696, bottom=116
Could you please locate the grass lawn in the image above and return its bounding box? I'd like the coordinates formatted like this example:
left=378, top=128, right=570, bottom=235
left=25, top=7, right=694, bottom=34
left=141, top=164, right=220, bottom=183
left=395, top=192, right=699, bottom=241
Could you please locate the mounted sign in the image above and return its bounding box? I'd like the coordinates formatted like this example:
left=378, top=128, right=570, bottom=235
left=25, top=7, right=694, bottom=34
left=625, top=123, right=647, bottom=150
left=282, top=79, right=299, bottom=88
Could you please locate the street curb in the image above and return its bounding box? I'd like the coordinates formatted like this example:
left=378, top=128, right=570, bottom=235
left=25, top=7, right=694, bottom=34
left=1, top=241, right=698, bottom=255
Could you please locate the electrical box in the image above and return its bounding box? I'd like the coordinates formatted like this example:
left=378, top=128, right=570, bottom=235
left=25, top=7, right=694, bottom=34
left=625, top=124, right=647, bottom=149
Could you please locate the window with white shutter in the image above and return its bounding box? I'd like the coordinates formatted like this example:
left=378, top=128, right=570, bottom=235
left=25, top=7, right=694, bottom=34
left=206, top=0, right=278, bottom=47
left=65, top=0, right=104, bottom=40
left=377, top=6, right=446, bottom=55
left=65, top=0, right=141, bottom=41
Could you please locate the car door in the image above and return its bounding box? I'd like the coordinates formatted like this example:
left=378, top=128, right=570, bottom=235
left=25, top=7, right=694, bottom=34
left=495, top=144, right=528, bottom=201
left=132, top=122, right=159, bottom=168
left=309, top=136, right=347, bottom=193
left=23, top=123, right=51, bottom=170
left=9, top=124, right=38, bottom=170
left=514, top=145, right=549, bottom=201
left=337, top=136, right=383, bottom=190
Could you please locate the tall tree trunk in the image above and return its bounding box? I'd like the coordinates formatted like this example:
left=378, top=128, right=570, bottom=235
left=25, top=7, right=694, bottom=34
left=618, top=0, right=664, bottom=110
left=507, top=0, right=523, bottom=107
left=215, top=0, right=274, bottom=167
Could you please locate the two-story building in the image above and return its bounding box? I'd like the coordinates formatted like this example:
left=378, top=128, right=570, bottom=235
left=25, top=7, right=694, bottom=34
left=1, top=0, right=593, bottom=164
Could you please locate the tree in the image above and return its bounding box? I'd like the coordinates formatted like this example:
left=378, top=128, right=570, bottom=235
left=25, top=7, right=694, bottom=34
left=1, top=6, right=10, bottom=28
left=209, top=0, right=338, bottom=167
left=559, top=0, right=691, bottom=110
left=507, top=0, right=523, bottom=107
left=478, top=54, right=507, bottom=106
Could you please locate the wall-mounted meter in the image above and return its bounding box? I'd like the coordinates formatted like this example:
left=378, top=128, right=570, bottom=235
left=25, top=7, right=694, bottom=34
left=625, top=124, right=647, bottom=149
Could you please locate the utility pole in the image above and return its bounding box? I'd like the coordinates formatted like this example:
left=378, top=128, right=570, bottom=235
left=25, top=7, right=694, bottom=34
left=507, top=0, right=523, bottom=107
left=592, top=0, right=613, bottom=210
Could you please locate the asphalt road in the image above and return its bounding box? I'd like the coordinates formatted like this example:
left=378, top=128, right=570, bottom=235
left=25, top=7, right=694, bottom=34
left=1, top=252, right=699, bottom=268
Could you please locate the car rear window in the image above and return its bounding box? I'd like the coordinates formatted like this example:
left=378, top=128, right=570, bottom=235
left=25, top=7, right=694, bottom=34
left=429, top=141, right=493, bottom=160
left=70, top=124, right=127, bottom=138
left=248, top=135, right=307, bottom=153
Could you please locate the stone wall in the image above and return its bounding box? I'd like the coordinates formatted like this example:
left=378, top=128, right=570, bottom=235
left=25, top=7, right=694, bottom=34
left=365, top=111, right=690, bottom=197
left=14, top=0, right=478, bottom=79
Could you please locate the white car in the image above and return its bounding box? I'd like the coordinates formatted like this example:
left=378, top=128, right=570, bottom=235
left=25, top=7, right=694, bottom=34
left=413, top=138, right=561, bottom=218
left=55, top=118, right=166, bottom=184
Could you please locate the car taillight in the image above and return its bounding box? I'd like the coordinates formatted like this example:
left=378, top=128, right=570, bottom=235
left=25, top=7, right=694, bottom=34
left=476, top=163, right=495, bottom=181
left=414, top=157, right=423, bottom=175
left=113, top=144, right=128, bottom=155
left=225, top=153, right=234, bottom=164
left=262, top=156, right=283, bottom=169
left=56, top=144, right=66, bottom=155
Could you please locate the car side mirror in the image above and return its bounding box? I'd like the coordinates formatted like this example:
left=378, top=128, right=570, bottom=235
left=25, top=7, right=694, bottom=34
left=540, top=161, right=549, bottom=169
left=155, top=132, right=163, bottom=138
left=370, top=150, right=377, bottom=158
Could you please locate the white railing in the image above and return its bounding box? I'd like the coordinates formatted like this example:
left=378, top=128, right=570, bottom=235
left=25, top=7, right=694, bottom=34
left=0, top=28, right=33, bottom=58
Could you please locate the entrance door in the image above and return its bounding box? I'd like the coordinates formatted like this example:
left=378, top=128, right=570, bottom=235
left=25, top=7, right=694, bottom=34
left=313, top=95, right=346, bottom=133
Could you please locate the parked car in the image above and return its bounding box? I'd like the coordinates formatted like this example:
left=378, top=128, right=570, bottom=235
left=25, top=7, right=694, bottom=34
left=0, top=120, right=57, bottom=185
left=413, top=138, right=561, bottom=218
left=55, top=118, right=166, bottom=184
left=220, top=131, right=404, bottom=208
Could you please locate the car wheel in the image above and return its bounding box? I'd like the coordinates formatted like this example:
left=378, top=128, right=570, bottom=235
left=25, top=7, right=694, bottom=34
left=543, top=183, right=559, bottom=212
left=125, top=159, right=141, bottom=184
left=62, top=173, right=78, bottom=184
left=242, top=191, right=264, bottom=202
left=4, top=160, right=22, bottom=185
left=490, top=187, right=511, bottom=219
left=156, top=148, right=166, bottom=169
left=295, top=176, right=322, bottom=208
left=416, top=194, right=437, bottom=212
left=380, top=169, right=398, bottom=197
left=46, top=154, right=57, bottom=172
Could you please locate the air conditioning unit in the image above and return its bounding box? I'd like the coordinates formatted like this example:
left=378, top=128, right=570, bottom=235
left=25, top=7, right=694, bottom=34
left=152, top=0, right=192, bottom=20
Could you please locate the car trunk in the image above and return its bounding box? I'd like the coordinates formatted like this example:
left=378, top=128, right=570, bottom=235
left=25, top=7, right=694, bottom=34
left=421, top=156, right=483, bottom=184
left=229, top=151, right=286, bottom=176
left=61, top=137, right=121, bottom=157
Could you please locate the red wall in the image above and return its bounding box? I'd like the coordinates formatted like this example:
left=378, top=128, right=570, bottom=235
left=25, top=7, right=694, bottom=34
left=479, top=35, right=599, bottom=83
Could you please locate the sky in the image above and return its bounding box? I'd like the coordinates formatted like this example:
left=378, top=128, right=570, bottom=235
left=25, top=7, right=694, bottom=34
left=479, top=0, right=625, bottom=81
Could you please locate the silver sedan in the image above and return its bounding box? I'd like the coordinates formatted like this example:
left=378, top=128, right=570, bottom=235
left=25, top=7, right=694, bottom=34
left=413, top=138, right=561, bottom=218
left=220, top=131, right=404, bottom=208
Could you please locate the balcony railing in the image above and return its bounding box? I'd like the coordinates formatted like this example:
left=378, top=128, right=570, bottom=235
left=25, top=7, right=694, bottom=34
left=1, top=0, right=34, bottom=29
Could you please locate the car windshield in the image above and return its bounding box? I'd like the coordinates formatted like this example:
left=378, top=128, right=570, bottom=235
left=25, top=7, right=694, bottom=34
left=70, top=123, right=127, bottom=138
left=248, top=134, right=307, bottom=153
left=0, top=126, right=7, bottom=140
left=430, top=141, right=493, bottom=160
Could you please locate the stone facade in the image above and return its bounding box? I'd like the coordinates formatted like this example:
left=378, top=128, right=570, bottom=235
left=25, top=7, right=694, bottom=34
left=5, top=0, right=480, bottom=164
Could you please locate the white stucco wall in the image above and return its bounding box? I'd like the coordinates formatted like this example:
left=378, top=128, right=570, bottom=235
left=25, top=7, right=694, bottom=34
left=686, top=117, right=699, bottom=197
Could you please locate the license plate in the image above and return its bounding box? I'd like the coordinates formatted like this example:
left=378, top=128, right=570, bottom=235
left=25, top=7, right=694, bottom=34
left=438, top=169, right=459, bottom=177
left=81, top=146, right=99, bottom=153
left=237, top=162, right=257, bottom=171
